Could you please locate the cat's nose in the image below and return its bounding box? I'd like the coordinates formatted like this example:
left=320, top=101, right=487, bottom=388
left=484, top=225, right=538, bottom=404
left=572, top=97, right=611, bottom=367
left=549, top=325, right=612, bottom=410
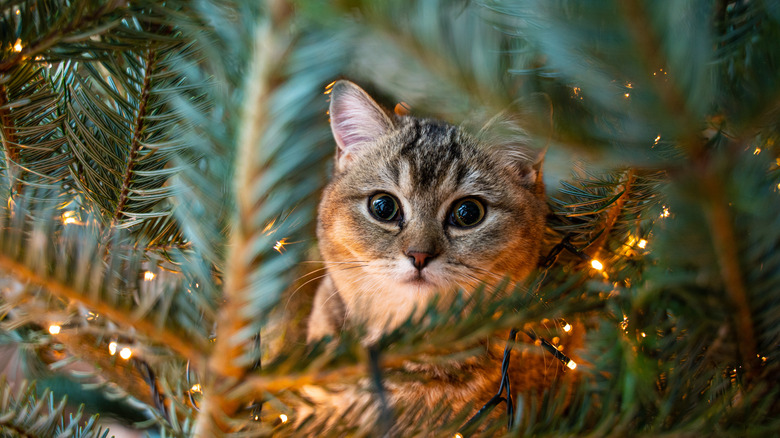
left=405, top=250, right=436, bottom=270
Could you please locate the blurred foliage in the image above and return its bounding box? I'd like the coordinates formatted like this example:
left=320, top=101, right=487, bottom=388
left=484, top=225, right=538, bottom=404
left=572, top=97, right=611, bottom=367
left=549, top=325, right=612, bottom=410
left=0, top=0, right=778, bottom=436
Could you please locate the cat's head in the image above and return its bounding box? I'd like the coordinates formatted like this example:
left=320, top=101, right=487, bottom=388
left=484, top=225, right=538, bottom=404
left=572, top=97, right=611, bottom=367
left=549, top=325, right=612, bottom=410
left=318, top=80, right=547, bottom=338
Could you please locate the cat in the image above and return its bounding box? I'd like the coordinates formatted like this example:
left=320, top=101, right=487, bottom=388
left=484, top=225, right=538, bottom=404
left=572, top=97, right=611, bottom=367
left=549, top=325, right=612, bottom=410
left=304, top=80, right=578, bottom=433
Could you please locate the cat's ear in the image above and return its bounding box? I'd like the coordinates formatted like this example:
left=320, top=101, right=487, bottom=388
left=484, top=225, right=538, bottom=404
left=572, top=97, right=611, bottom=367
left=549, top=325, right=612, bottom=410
left=328, top=80, right=394, bottom=172
left=476, top=112, right=546, bottom=199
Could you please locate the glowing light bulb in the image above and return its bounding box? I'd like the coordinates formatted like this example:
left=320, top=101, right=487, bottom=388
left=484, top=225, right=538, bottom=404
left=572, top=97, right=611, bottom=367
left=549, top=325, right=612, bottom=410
left=660, top=207, right=670, bottom=218
left=641, top=332, right=647, bottom=338
left=654, top=135, right=661, bottom=145
left=144, top=271, right=156, bottom=281
left=563, top=323, right=572, bottom=333
left=279, top=414, right=288, bottom=424
left=637, top=239, right=647, bottom=249
left=590, top=259, right=604, bottom=271
left=624, top=93, right=630, bottom=98
left=109, top=342, right=117, bottom=355
left=62, top=211, right=79, bottom=225
left=191, top=384, right=202, bottom=393
left=13, top=39, right=22, bottom=52
left=48, top=324, right=61, bottom=335
left=754, top=147, right=761, bottom=155
left=324, top=81, right=336, bottom=94
left=455, top=434, right=464, bottom=438
left=566, top=360, right=578, bottom=370
left=274, top=238, right=288, bottom=253
left=119, top=347, right=132, bottom=359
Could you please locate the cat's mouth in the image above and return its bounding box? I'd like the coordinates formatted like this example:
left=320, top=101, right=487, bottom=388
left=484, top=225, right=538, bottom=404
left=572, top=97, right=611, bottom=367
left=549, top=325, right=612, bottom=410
left=403, top=270, right=435, bottom=286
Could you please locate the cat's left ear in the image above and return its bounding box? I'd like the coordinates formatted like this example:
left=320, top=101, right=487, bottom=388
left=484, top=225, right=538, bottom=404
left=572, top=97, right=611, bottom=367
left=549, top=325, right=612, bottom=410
left=328, top=80, right=394, bottom=172
left=502, top=146, right=545, bottom=199
left=477, top=114, right=546, bottom=199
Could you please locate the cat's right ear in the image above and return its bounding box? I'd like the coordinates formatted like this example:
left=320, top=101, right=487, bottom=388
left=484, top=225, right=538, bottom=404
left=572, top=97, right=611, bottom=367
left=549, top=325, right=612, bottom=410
left=328, top=80, right=393, bottom=172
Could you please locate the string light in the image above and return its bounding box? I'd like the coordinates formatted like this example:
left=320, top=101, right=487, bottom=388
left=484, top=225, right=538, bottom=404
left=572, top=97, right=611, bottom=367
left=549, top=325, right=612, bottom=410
left=660, top=206, right=670, bottom=218
left=641, top=332, right=647, bottom=337
left=654, top=135, right=661, bottom=145
left=62, top=211, right=80, bottom=225
left=48, top=324, right=61, bottom=334
left=119, top=347, right=132, bottom=359
left=620, top=315, right=629, bottom=332
left=279, top=414, right=288, bottom=424
left=454, top=434, right=464, bottom=438
left=274, top=238, right=288, bottom=253
left=566, top=360, right=578, bottom=370
left=108, top=341, right=117, bottom=355
left=144, top=271, right=156, bottom=281
left=637, top=239, right=647, bottom=249
left=13, top=39, right=22, bottom=52
left=563, top=323, right=572, bottom=332
left=190, top=384, right=202, bottom=393
left=324, top=81, right=336, bottom=94
left=590, top=259, right=604, bottom=271
left=624, top=92, right=630, bottom=98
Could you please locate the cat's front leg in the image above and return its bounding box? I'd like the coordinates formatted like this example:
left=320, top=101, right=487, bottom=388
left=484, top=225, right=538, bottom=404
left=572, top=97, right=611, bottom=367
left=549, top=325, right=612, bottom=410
left=306, top=275, right=346, bottom=343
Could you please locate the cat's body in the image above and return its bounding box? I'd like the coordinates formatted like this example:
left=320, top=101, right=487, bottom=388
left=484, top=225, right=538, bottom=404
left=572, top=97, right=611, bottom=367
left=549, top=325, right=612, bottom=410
left=305, top=81, right=577, bottom=431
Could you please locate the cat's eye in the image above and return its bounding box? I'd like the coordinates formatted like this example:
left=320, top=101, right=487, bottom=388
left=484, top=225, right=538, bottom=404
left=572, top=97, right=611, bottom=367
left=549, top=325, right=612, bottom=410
left=449, top=198, right=485, bottom=228
left=369, top=193, right=401, bottom=222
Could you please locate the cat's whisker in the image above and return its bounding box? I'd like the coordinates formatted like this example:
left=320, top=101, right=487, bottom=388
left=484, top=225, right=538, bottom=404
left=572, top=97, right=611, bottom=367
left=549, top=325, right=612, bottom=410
left=285, top=265, right=369, bottom=309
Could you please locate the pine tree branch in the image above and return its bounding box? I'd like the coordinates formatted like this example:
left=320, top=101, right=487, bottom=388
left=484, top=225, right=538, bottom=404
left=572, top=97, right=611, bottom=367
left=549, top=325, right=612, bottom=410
left=585, top=168, right=635, bottom=258
left=0, top=253, right=207, bottom=367
left=0, top=82, right=20, bottom=185
left=699, top=164, right=759, bottom=381
left=44, top=331, right=157, bottom=408
left=195, top=1, right=294, bottom=434
left=111, top=47, right=157, bottom=225
left=0, top=0, right=125, bottom=73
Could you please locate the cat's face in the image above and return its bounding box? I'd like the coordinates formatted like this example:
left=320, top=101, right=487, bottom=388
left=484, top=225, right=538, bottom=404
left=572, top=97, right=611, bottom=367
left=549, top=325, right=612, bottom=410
left=318, top=81, right=546, bottom=338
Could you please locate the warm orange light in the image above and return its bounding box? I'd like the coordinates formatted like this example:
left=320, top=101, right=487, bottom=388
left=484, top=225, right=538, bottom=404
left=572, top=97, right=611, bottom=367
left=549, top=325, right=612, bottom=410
left=637, top=239, right=647, bottom=249
left=563, top=323, right=572, bottom=333
left=279, top=414, right=288, bottom=424
left=566, top=360, right=578, bottom=370
left=109, top=342, right=117, bottom=355
left=274, top=238, right=288, bottom=253
left=13, top=39, right=22, bottom=52
left=144, top=271, right=156, bottom=281
left=590, top=259, right=604, bottom=271
left=119, top=347, right=132, bottom=359
left=48, top=325, right=61, bottom=335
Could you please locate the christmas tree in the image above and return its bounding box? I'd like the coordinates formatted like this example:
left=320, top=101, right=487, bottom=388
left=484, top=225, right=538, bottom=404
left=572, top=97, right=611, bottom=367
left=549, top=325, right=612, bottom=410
left=1, top=0, right=778, bottom=436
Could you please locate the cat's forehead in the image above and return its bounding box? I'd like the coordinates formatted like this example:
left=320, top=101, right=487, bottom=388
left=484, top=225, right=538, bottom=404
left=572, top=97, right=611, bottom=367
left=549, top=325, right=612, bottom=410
left=376, top=118, right=505, bottom=200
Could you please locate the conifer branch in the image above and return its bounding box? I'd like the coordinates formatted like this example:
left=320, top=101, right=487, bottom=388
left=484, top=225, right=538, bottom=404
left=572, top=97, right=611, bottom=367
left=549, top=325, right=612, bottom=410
left=45, top=331, right=157, bottom=407
left=195, top=1, right=294, bottom=433
left=586, top=168, right=635, bottom=258
left=0, top=253, right=207, bottom=366
left=700, top=165, right=758, bottom=380
left=0, top=0, right=125, bottom=73
left=0, top=83, right=20, bottom=185
left=112, top=48, right=157, bottom=225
